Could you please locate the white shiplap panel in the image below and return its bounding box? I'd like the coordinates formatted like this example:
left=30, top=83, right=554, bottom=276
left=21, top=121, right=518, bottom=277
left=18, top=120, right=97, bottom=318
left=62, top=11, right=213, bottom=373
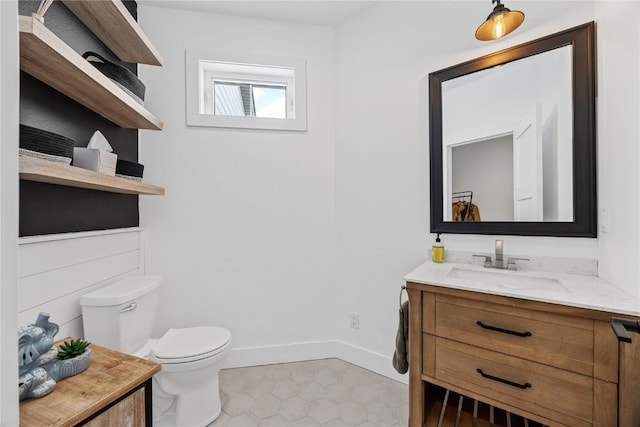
left=18, top=269, right=138, bottom=329
left=18, top=250, right=140, bottom=312
left=17, top=229, right=144, bottom=340
left=18, top=229, right=140, bottom=278
left=57, top=317, right=84, bottom=341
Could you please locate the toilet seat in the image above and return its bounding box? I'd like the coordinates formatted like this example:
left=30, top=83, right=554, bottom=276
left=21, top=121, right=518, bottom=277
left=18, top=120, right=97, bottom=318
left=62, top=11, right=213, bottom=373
left=151, top=326, right=231, bottom=364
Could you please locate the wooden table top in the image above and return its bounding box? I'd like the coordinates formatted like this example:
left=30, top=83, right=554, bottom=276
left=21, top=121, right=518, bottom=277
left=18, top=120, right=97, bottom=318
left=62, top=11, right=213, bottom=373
left=20, top=338, right=160, bottom=427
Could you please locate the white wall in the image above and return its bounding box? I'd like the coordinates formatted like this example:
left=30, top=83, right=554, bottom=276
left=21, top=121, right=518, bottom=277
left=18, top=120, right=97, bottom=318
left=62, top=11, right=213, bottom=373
left=1, top=0, right=19, bottom=423
left=595, top=1, right=640, bottom=299
left=332, top=0, right=640, bottom=374
left=138, top=6, right=337, bottom=366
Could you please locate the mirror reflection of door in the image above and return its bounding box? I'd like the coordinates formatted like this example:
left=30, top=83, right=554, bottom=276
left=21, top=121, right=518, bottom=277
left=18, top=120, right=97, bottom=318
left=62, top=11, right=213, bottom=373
left=449, top=101, right=568, bottom=223
left=513, top=104, right=543, bottom=221
left=442, top=44, right=574, bottom=222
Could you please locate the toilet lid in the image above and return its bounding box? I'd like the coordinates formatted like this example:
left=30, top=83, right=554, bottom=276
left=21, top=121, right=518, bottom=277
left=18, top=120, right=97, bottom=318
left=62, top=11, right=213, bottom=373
left=152, top=326, right=231, bottom=363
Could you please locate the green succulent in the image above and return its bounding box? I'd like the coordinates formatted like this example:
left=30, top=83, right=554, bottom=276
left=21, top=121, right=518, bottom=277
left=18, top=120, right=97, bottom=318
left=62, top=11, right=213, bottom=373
left=57, top=339, right=90, bottom=360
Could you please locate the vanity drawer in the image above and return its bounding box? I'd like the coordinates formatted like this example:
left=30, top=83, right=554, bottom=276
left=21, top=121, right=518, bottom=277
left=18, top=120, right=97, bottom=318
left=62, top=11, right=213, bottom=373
left=435, top=295, right=594, bottom=375
left=435, top=337, right=593, bottom=427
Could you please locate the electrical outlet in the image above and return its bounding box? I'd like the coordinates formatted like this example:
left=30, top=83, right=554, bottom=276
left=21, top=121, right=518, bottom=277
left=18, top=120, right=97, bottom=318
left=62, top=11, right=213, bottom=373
left=350, top=313, right=359, bottom=329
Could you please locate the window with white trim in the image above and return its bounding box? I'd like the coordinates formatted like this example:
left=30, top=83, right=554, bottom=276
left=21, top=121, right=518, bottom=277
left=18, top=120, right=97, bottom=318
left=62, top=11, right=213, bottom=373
left=186, top=49, right=307, bottom=131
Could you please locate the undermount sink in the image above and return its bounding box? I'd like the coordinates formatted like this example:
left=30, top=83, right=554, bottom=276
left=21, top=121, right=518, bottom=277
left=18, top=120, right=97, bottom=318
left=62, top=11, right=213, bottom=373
left=446, top=267, right=568, bottom=293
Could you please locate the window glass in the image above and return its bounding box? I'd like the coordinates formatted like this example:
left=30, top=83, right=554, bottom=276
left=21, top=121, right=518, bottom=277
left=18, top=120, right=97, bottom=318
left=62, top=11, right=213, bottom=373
left=186, top=49, right=306, bottom=131
left=213, top=82, right=247, bottom=116
left=212, top=82, right=287, bottom=119
left=252, top=85, right=287, bottom=119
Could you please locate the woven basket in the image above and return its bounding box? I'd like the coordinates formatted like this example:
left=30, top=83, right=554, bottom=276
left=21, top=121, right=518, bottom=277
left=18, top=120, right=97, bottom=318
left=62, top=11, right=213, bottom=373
left=82, top=51, right=145, bottom=101
left=19, top=125, right=75, bottom=160
left=115, top=159, right=144, bottom=179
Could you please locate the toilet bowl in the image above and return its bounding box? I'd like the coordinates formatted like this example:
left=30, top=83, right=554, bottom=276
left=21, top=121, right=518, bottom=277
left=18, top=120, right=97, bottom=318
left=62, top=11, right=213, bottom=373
left=145, top=327, right=232, bottom=426
left=80, top=276, right=232, bottom=427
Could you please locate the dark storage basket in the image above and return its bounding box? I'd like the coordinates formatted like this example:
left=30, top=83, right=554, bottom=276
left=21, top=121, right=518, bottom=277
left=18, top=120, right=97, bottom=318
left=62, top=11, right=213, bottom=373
left=115, top=159, right=144, bottom=179
left=19, top=124, right=76, bottom=159
left=82, top=51, right=145, bottom=102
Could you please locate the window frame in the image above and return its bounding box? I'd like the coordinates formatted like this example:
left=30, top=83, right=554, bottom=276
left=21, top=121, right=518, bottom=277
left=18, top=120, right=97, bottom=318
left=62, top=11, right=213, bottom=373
left=186, top=49, right=307, bottom=131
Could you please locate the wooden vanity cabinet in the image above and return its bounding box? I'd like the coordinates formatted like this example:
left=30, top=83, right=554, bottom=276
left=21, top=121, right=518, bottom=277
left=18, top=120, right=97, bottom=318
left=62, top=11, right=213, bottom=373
left=407, top=282, right=637, bottom=427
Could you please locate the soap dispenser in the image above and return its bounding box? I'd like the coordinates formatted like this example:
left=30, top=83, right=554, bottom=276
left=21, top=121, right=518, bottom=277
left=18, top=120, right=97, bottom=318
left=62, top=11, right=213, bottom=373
left=432, top=233, right=445, bottom=263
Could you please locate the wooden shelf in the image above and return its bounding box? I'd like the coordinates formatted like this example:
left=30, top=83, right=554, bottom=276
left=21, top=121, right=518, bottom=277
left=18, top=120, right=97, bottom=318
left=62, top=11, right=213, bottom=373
left=19, top=15, right=163, bottom=130
left=20, top=157, right=165, bottom=195
left=62, top=0, right=163, bottom=66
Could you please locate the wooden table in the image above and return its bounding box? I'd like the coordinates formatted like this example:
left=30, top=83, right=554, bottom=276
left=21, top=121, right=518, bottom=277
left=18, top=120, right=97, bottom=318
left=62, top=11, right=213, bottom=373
left=20, top=339, right=160, bottom=427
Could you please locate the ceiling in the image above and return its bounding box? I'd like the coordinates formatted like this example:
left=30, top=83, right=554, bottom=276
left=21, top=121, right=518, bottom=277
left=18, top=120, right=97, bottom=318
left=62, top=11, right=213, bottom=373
left=139, top=1, right=380, bottom=27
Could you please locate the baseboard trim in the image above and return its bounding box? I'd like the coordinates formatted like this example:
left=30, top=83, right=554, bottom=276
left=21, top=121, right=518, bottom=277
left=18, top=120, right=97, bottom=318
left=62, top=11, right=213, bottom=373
left=222, top=339, right=408, bottom=384
left=223, top=340, right=337, bottom=369
left=334, top=340, right=408, bottom=384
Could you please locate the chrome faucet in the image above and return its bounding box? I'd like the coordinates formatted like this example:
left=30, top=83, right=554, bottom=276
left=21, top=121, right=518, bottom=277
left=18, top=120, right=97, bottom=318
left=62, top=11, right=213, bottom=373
left=472, top=240, right=529, bottom=270
left=494, top=239, right=505, bottom=269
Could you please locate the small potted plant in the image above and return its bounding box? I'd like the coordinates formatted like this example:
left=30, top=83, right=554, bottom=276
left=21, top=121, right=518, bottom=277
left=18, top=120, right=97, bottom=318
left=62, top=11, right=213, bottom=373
left=57, top=339, right=90, bottom=360
left=52, top=339, right=92, bottom=380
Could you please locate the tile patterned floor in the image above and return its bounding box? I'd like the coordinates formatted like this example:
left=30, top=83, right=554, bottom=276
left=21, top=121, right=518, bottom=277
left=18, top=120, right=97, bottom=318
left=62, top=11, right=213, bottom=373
left=210, top=358, right=408, bottom=427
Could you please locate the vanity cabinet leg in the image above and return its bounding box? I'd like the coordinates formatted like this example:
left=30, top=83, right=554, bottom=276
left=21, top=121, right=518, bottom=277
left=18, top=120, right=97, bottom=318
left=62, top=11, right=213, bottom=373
left=409, top=381, right=427, bottom=427
left=144, top=378, right=153, bottom=427
left=408, top=287, right=423, bottom=426
left=619, top=339, right=640, bottom=426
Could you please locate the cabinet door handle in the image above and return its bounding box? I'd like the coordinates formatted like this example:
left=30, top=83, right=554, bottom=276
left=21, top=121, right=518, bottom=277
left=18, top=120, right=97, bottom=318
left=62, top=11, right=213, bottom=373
left=477, top=368, right=532, bottom=389
left=476, top=321, right=532, bottom=337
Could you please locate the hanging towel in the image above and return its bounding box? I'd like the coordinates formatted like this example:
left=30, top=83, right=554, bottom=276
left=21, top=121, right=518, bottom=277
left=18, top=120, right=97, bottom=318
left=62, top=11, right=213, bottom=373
left=452, top=201, right=482, bottom=222
left=468, top=203, right=481, bottom=221
left=392, top=300, right=409, bottom=374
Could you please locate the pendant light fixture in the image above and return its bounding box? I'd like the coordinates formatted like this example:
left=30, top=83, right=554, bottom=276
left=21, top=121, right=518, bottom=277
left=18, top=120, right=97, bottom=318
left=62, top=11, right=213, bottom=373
left=475, top=0, right=525, bottom=41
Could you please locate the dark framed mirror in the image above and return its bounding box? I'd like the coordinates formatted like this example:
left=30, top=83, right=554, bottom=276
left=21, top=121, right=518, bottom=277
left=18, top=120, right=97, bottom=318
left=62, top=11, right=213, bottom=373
left=429, top=22, right=596, bottom=237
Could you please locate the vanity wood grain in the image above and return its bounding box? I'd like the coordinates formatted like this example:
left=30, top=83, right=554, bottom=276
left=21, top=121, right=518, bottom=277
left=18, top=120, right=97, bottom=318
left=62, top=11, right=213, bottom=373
left=84, top=388, right=145, bottom=427
left=435, top=337, right=593, bottom=426
left=435, top=295, right=594, bottom=375
left=19, top=339, right=160, bottom=427
left=407, top=281, right=640, bottom=427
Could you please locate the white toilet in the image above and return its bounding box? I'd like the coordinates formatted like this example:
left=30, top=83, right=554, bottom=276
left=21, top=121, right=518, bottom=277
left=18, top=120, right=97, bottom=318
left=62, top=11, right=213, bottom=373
left=80, top=276, right=231, bottom=427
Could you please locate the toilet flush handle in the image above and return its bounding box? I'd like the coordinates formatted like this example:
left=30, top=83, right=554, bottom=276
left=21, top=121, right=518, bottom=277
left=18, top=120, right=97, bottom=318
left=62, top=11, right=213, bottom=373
left=119, top=302, right=138, bottom=313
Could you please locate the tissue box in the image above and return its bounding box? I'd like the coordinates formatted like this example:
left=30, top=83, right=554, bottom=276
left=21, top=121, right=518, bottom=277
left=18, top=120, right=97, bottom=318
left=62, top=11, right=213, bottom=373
left=73, top=148, right=117, bottom=176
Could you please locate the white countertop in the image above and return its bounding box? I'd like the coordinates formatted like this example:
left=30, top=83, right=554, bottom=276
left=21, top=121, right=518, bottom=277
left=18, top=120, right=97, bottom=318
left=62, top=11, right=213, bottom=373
left=404, top=260, right=640, bottom=317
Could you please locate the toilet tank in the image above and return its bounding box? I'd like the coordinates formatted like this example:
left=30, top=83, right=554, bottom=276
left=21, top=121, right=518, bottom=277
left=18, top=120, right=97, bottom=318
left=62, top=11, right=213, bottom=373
left=80, top=276, right=161, bottom=354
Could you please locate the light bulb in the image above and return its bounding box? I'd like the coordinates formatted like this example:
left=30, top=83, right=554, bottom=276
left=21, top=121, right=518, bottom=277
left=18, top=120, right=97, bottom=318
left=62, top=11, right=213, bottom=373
left=492, top=13, right=506, bottom=39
